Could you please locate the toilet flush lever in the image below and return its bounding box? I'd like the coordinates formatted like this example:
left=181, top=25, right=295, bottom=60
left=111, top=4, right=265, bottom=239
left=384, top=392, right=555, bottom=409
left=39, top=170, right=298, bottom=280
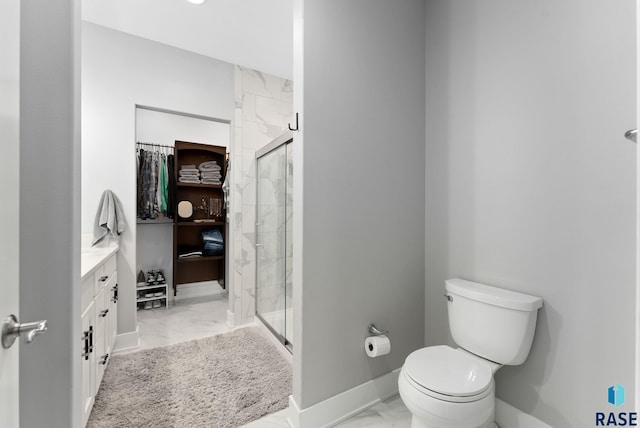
left=2, top=314, right=48, bottom=349
left=444, top=294, right=453, bottom=302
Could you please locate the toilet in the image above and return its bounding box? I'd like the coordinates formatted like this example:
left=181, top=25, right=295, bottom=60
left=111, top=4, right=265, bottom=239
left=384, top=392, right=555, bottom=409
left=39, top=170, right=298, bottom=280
left=398, top=278, right=543, bottom=428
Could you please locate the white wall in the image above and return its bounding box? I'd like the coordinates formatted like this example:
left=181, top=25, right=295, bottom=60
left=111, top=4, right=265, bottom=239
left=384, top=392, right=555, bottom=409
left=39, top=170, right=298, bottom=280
left=424, top=1, right=637, bottom=426
left=294, top=0, right=426, bottom=408
left=82, top=22, right=234, bottom=341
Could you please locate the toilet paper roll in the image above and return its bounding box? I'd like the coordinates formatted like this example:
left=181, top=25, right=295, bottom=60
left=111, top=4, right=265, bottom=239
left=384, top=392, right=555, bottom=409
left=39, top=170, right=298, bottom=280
left=365, top=335, right=391, bottom=358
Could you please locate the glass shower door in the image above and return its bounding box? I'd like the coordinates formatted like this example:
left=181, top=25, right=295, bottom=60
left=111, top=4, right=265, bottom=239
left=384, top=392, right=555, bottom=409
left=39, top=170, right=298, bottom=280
left=256, top=143, right=291, bottom=347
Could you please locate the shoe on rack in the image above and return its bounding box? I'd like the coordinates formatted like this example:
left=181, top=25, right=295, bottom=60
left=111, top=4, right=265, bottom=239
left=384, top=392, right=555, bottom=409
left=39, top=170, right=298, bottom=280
left=147, top=270, right=157, bottom=284
left=152, top=300, right=162, bottom=309
left=156, top=270, right=165, bottom=284
left=144, top=301, right=152, bottom=310
left=137, top=270, right=146, bottom=287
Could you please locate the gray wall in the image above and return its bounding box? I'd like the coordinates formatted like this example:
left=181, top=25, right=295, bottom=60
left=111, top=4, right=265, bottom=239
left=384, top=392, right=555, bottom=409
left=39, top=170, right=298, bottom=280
left=424, top=1, right=636, bottom=426
left=295, top=0, right=426, bottom=408
left=20, top=0, right=81, bottom=426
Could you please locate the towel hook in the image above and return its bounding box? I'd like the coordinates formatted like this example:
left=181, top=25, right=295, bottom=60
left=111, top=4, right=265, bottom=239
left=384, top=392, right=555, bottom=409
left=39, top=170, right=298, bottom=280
left=288, top=112, right=299, bottom=131
left=625, top=128, right=637, bottom=143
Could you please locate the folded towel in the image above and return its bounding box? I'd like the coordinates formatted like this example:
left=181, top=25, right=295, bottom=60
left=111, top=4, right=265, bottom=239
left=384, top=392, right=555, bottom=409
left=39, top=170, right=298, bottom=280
left=202, top=179, right=221, bottom=185
left=181, top=165, right=196, bottom=170
left=92, top=190, right=127, bottom=245
left=179, top=168, right=200, bottom=174
left=179, top=177, right=201, bottom=183
left=201, top=172, right=222, bottom=179
left=179, top=170, right=200, bottom=177
left=198, top=161, right=219, bottom=170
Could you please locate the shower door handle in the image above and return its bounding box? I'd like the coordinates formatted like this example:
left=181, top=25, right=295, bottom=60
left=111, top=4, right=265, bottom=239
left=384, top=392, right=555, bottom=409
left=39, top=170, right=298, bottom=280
left=255, top=222, right=261, bottom=248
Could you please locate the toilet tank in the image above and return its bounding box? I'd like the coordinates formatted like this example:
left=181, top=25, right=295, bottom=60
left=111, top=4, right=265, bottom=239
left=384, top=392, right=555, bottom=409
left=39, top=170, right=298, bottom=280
left=445, top=278, right=543, bottom=365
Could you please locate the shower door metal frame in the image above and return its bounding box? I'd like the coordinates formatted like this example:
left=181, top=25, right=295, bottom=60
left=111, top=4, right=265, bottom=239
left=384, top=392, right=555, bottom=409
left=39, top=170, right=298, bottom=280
left=255, top=131, right=294, bottom=352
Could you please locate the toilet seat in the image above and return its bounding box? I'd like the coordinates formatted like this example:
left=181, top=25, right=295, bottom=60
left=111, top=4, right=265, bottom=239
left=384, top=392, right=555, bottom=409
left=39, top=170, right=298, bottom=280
left=404, top=345, right=493, bottom=403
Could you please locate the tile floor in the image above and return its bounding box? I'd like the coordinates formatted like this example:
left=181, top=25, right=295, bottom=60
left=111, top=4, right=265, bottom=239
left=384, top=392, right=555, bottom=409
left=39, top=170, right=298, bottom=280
left=129, top=293, right=410, bottom=427
left=239, top=396, right=411, bottom=428
left=135, top=292, right=233, bottom=350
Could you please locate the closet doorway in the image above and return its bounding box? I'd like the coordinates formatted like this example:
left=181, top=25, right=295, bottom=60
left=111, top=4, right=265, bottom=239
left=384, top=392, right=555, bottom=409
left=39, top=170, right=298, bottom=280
left=135, top=105, right=231, bottom=347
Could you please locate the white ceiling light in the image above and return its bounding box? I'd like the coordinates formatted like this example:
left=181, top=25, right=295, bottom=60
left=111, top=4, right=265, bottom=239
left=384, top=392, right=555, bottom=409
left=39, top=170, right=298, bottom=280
left=187, top=0, right=206, bottom=4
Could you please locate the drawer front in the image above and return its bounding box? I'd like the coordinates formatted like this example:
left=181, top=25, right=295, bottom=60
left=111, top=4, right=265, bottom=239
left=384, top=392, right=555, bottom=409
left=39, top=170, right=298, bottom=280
left=103, top=254, right=117, bottom=278
left=94, top=270, right=109, bottom=296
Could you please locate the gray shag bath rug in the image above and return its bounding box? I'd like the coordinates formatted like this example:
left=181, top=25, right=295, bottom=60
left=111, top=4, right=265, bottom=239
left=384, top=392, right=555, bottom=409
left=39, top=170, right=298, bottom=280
left=87, top=327, right=291, bottom=428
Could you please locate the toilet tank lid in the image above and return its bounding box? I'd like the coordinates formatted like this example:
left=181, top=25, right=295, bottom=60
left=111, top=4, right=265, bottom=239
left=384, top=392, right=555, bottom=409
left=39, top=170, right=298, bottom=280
left=445, top=278, right=543, bottom=312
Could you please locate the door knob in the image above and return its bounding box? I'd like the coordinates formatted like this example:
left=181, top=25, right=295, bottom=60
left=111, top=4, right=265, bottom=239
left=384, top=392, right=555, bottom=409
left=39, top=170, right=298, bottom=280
left=2, top=314, right=48, bottom=349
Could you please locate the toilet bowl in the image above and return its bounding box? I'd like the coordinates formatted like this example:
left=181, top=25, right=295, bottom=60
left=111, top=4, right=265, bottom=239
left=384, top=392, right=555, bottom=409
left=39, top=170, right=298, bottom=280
left=399, top=346, right=497, bottom=428
left=398, top=278, right=543, bottom=428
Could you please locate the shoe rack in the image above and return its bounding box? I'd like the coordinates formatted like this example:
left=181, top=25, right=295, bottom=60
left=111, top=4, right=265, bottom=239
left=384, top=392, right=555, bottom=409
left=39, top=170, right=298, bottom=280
left=136, top=269, right=169, bottom=310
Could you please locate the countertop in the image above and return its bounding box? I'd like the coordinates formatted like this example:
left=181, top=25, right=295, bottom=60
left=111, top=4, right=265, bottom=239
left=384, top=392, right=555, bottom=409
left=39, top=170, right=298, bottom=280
left=81, top=243, right=119, bottom=280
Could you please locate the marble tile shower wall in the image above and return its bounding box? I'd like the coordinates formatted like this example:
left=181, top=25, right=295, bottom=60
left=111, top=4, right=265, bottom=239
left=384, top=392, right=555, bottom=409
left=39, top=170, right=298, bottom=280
left=231, top=66, right=293, bottom=326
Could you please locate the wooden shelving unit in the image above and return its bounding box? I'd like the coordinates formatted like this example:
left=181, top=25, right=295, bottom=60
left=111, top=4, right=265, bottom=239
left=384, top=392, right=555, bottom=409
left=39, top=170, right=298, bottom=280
left=173, top=141, right=226, bottom=296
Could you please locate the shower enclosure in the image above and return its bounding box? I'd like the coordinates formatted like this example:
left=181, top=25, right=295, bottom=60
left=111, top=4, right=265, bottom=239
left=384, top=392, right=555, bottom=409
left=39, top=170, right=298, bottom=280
left=255, top=132, right=293, bottom=350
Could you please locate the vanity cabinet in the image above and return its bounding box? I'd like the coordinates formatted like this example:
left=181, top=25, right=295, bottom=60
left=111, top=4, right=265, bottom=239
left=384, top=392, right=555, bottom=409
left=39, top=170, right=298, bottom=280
left=81, top=252, right=118, bottom=427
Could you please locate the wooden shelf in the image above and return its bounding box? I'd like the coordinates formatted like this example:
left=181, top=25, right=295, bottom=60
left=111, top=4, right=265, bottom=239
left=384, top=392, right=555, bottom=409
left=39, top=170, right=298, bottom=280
left=177, top=182, right=222, bottom=189
left=176, top=255, right=224, bottom=262
left=176, top=221, right=224, bottom=226
left=173, top=140, right=227, bottom=295
left=137, top=219, right=174, bottom=225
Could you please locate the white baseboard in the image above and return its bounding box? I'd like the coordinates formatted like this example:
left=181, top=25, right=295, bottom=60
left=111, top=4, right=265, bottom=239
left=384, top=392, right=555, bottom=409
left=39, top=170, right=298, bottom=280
left=286, top=374, right=550, bottom=428
left=227, top=309, right=235, bottom=328
left=112, top=327, right=139, bottom=354
left=495, top=398, right=552, bottom=428
left=287, top=369, right=401, bottom=428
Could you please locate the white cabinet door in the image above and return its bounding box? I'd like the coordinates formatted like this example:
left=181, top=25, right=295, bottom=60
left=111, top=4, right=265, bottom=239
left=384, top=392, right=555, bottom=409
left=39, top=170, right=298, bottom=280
left=95, top=286, right=108, bottom=388
left=108, top=272, right=119, bottom=353
left=81, top=301, right=96, bottom=427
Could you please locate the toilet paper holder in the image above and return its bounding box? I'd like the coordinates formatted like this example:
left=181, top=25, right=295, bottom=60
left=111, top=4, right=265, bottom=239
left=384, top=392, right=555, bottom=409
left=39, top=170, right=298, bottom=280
left=368, top=323, right=388, bottom=336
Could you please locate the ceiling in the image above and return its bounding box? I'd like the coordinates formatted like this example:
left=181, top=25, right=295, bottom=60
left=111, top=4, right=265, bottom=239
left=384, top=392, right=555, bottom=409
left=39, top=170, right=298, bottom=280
left=82, top=0, right=293, bottom=80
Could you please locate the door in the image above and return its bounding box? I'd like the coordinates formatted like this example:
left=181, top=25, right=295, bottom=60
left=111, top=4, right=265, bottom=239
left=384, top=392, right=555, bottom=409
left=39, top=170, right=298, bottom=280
left=0, top=0, right=21, bottom=426
left=1, top=1, right=80, bottom=427
left=256, top=139, right=293, bottom=349
left=256, top=145, right=288, bottom=341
